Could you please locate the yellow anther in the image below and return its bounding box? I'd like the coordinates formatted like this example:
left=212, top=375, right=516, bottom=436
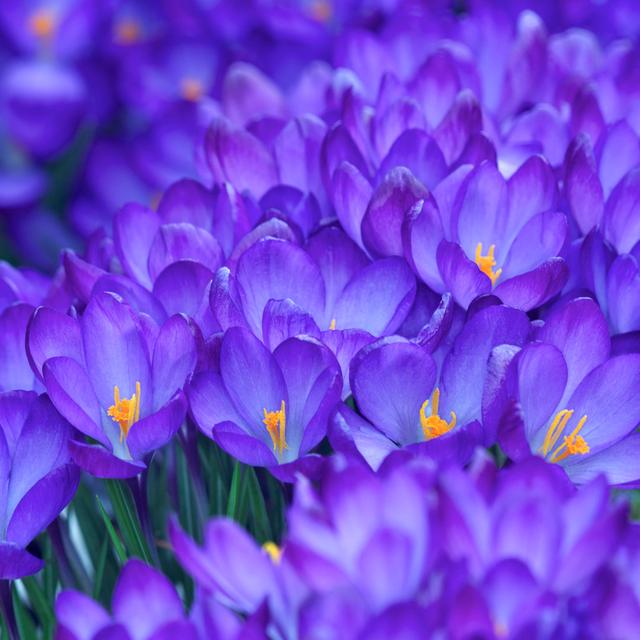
left=310, top=0, right=332, bottom=22
left=114, top=19, right=141, bottom=45
left=29, top=8, right=56, bottom=40
left=181, top=77, right=204, bottom=102
left=539, top=410, right=589, bottom=464
left=262, top=541, right=282, bottom=564
left=329, top=318, right=336, bottom=330
left=107, top=382, right=141, bottom=443
left=475, top=243, right=502, bottom=286
left=263, top=400, right=287, bottom=456
left=420, top=387, right=457, bottom=440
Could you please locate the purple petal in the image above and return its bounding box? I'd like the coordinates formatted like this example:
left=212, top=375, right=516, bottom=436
left=27, top=307, right=83, bottom=381
left=333, top=257, right=416, bottom=336
left=566, top=354, right=640, bottom=453
left=351, top=339, right=436, bottom=446
left=607, top=254, right=640, bottom=334
left=55, top=590, right=110, bottom=640
left=126, top=393, right=187, bottom=460
left=403, top=196, right=446, bottom=292
left=112, top=559, right=184, bottom=638
left=151, top=315, right=198, bottom=409
left=433, top=90, right=482, bottom=165
left=69, top=441, right=145, bottom=478
left=235, top=238, right=325, bottom=337
left=597, top=120, right=640, bottom=197
left=321, top=329, right=374, bottom=399
left=437, top=240, right=491, bottom=309
left=454, top=161, right=508, bottom=261
left=262, top=298, right=322, bottom=351
left=147, top=224, right=224, bottom=282
left=7, top=464, right=79, bottom=547
left=205, top=118, right=277, bottom=198
left=0, top=304, right=37, bottom=391
left=113, top=203, right=159, bottom=289
left=0, top=543, right=43, bottom=579
left=603, top=167, right=640, bottom=254
left=220, top=327, right=287, bottom=437
left=376, top=130, right=447, bottom=191
left=539, top=297, right=610, bottom=406
left=492, top=258, right=568, bottom=311
left=80, top=293, right=151, bottom=415
left=43, top=357, right=108, bottom=447
left=213, top=421, right=278, bottom=466
left=273, top=336, right=341, bottom=456
left=501, top=211, right=567, bottom=277
left=564, top=135, right=604, bottom=234
left=331, top=161, right=372, bottom=250
left=361, top=167, right=427, bottom=258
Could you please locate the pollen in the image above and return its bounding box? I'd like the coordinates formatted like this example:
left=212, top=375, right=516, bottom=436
left=263, top=400, right=287, bottom=456
left=180, top=77, right=204, bottom=102
left=262, top=541, right=282, bottom=563
left=539, top=409, right=589, bottom=464
left=329, top=318, right=336, bottom=330
left=475, top=242, right=502, bottom=286
left=29, top=8, right=56, bottom=40
left=114, top=19, right=141, bottom=45
left=420, top=387, right=457, bottom=440
left=310, top=0, right=332, bottom=22
left=107, top=382, right=141, bottom=443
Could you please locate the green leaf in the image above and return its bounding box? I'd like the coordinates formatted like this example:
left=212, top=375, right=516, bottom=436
left=245, top=466, right=272, bottom=543
left=12, top=585, right=36, bottom=640
left=22, top=576, right=54, bottom=639
left=96, top=494, right=127, bottom=565
left=91, top=535, right=110, bottom=602
left=105, top=480, right=154, bottom=565
left=226, top=461, right=244, bottom=521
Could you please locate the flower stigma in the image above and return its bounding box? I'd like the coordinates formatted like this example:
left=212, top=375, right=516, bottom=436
left=29, top=8, right=56, bottom=41
left=108, top=382, right=141, bottom=443
left=475, top=242, right=502, bottom=286
left=262, top=541, right=282, bottom=563
left=181, top=77, right=204, bottom=102
left=420, top=387, right=456, bottom=440
left=263, top=400, right=287, bottom=456
left=114, top=19, right=141, bottom=45
left=539, top=409, right=589, bottom=464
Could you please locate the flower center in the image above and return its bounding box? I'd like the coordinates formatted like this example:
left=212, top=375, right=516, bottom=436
left=475, top=242, right=502, bottom=286
left=181, top=77, right=204, bottom=102
left=539, top=409, right=589, bottom=464
left=114, top=19, right=141, bottom=45
left=263, top=400, right=287, bottom=456
left=29, top=8, right=56, bottom=41
left=329, top=318, right=336, bottom=330
left=310, top=0, right=332, bottom=22
left=420, top=387, right=456, bottom=440
left=107, top=382, right=141, bottom=443
left=262, top=541, right=282, bottom=563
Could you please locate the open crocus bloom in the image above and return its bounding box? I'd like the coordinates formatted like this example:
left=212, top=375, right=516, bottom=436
left=27, top=291, right=197, bottom=478
left=212, top=230, right=416, bottom=341
left=405, top=157, right=569, bottom=310
left=490, top=297, right=640, bottom=486
left=332, top=304, right=530, bottom=469
left=0, top=391, right=79, bottom=579
left=55, top=559, right=198, bottom=640
left=188, top=326, right=341, bottom=480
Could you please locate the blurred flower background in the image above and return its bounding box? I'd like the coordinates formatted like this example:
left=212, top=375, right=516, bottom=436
left=2, top=0, right=640, bottom=638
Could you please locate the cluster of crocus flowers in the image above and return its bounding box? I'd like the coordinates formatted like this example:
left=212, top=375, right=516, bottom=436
left=0, top=0, right=639, bottom=637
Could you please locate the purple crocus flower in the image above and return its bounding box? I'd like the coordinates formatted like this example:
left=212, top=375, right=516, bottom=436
left=405, top=156, right=569, bottom=310
left=188, top=326, right=341, bottom=480
left=488, top=297, right=640, bottom=486
left=55, top=559, right=198, bottom=640
left=212, top=230, right=415, bottom=342
left=332, top=303, right=530, bottom=468
left=437, top=454, right=634, bottom=637
left=0, top=391, right=79, bottom=579
left=27, top=291, right=197, bottom=478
